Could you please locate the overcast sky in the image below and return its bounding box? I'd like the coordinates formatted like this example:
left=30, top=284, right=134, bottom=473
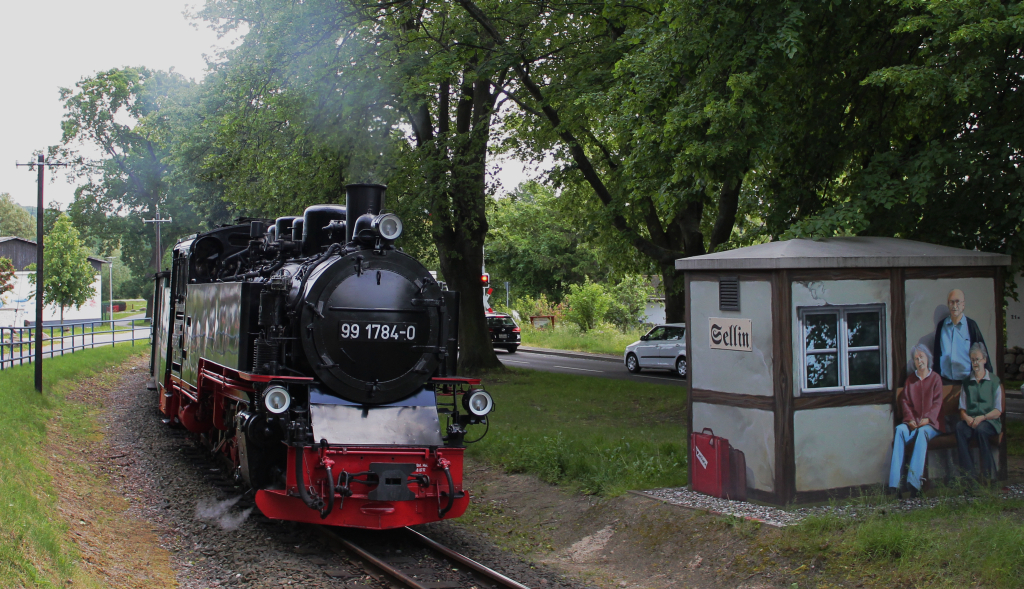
left=0, top=1, right=226, bottom=209
left=0, top=1, right=532, bottom=214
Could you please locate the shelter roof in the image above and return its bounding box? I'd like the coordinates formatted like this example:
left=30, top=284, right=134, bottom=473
left=675, top=237, right=1012, bottom=271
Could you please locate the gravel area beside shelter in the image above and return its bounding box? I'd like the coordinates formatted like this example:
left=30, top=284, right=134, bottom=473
left=643, top=481, right=1024, bottom=527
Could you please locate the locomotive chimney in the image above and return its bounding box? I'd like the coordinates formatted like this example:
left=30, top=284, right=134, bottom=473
left=345, top=184, right=386, bottom=243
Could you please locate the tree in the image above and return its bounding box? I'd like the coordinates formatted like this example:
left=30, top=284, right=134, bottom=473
left=0, top=257, right=14, bottom=297
left=28, top=215, right=96, bottom=322
left=454, top=0, right=945, bottom=321
left=60, top=67, right=218, bottom=291
left=194, top=0, right=509, bottom=371
left=485, top=182, right=607, bottom=301
left=0, top=193, right=35, bottom=239
left=776, top=0, right=1024, bottom=265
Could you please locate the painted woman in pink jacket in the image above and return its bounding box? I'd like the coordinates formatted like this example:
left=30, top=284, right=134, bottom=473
left=888, top=343, right=944, bottom=498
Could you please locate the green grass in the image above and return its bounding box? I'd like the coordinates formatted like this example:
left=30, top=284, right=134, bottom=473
left=520, top=323, right=644, bottom=355
left=0, top=344, right=148, bottom=588
left=465, top=368, right=688, bottom=495
left=783, top=489, right=1024, bottom=588
left=1008, top=420, right=1024, bottom=457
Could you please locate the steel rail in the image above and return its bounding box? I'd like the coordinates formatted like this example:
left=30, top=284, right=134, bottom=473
left=314, top=526, right=430, bottom=589
left=403, top=527, right=532, bottom=589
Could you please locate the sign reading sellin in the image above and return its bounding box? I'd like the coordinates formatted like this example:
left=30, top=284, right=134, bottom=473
left=709, top=318, right=752, bottom=352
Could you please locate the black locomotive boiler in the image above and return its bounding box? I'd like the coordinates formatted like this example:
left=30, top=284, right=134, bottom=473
left=150, top=183, right=492, bottom=529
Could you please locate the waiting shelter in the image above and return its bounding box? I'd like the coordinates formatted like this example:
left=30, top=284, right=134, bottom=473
left=676, top=237, right=1011, bottom=505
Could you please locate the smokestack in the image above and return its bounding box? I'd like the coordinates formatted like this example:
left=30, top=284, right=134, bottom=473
left=345, top=184, right=386, bottom=243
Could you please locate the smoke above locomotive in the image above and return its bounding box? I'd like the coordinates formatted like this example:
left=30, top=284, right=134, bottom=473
left=150, top=183, right=490, bottom=529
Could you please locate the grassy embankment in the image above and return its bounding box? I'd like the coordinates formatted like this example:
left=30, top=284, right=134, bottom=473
left=781, top=487, right=1024, bottom=587
left=776, top=414, right=1024, bottom=587
left=0, top=344, right=148, bottom=588
left=520, top=323, right=644, bottom=356
left=465, top=368, right=688, bottom=495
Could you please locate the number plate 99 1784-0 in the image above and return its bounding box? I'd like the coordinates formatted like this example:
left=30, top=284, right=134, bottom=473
left=339, top=322, right=416, bottom=341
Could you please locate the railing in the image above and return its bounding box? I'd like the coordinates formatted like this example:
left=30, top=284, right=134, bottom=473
left=0, top=318, right=152, bottom=370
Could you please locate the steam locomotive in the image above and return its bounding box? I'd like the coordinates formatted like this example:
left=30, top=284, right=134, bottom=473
left=149, top=183, right=492, bottom=529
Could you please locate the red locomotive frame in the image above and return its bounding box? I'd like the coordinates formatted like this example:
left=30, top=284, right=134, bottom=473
left=157, top=358, right=473, bottom=529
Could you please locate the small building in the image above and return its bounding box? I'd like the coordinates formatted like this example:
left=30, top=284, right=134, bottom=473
left=0, top=236, right=105, bottom=326
left=676, top=237, right=1011, bottom=505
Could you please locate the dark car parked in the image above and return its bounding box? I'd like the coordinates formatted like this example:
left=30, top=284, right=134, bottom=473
left=487, top=313, right=520, bottom=352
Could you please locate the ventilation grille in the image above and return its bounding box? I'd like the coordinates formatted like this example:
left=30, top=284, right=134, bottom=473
left=719, top=277, right=740, bottom=311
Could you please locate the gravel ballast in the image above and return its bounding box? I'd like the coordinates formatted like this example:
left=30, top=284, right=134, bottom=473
left=98, top=357, right=595, bottom=589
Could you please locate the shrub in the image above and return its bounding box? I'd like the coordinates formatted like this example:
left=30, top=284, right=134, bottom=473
left=605, top=275, right=654, bottom=331
left=563, top=278, right=612, bottom=332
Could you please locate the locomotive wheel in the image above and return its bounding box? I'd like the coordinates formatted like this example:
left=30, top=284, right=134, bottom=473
left=676, top=356, right=687, bottom=378
left=626, top=353, right=641, bottom=373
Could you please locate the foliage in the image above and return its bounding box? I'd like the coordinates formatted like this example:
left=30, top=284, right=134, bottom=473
left=0, top=193, right=35, bottom=239
left=485, top=182, right=608, bottom=302
left=776, top=1, right=1024, bottom=264
left=0, top=344, right=148, bottom=587
left=192, top=0, right=509, bottom=370
left=466, top=368, right=688, bottom=495
left=605, top=275, right=655, bottom=331
left=60, top=67, right=225, bottom=297
left=27, top=215, right=96, bottom=321
left=0, top=257, right=14, bottom=297
left=563, top=278, right=613, bottom=332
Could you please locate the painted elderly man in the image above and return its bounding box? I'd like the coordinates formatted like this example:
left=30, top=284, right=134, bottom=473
left=955, top=342, right=1003, bottom=482
left=932, top=289, right=992, bottom=382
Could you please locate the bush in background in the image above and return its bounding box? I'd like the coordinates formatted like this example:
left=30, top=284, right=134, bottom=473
left=605, top=274, right=654, bottom=331
left=563, top=278, right=612, bottom=332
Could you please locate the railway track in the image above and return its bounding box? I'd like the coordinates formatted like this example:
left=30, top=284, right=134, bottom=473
left=172, top=431, right=533, bottom=589
left=315, top=525, right=531, bottom=589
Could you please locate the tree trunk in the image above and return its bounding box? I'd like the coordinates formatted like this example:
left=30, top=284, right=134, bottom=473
left=438, top=243, right=500, bottom=373
left=661, top=263, right=686, bottom=323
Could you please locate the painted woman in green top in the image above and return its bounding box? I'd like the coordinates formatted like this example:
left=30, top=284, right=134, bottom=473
left=955, top=342, right=1003, bottom=482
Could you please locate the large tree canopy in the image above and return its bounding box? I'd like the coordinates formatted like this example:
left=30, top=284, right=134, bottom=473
left=0, top=193, right=35, bottom=240
left=60, top=67, right=221, bottom=295
left=57, top=0, right=1024, bottom=326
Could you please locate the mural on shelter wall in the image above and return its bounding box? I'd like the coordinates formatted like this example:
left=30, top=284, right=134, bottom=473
left=895, top=279, right=1003, bottom=491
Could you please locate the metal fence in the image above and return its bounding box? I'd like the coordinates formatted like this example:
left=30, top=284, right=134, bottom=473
left=0, top=318, right=152, bottom=370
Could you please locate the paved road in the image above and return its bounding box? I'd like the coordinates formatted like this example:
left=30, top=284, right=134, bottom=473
left=497, top=347, right=687, bottom=387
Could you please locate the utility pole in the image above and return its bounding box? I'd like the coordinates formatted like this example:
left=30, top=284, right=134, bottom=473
left=143, top=204, right=172, bottom=273
left=105, top=257, right=114, bottom=326
left=15, top=153, right=67, bottom=392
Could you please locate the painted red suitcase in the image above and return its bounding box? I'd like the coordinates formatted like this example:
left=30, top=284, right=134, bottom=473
left=691, top=428, right=731, bottom=498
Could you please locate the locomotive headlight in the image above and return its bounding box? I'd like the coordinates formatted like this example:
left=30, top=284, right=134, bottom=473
left=463, top=389, right=494, bottom=417
left=263, top=385, right=291, bottom=414
left=372, top=213, right=403, bottom=241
